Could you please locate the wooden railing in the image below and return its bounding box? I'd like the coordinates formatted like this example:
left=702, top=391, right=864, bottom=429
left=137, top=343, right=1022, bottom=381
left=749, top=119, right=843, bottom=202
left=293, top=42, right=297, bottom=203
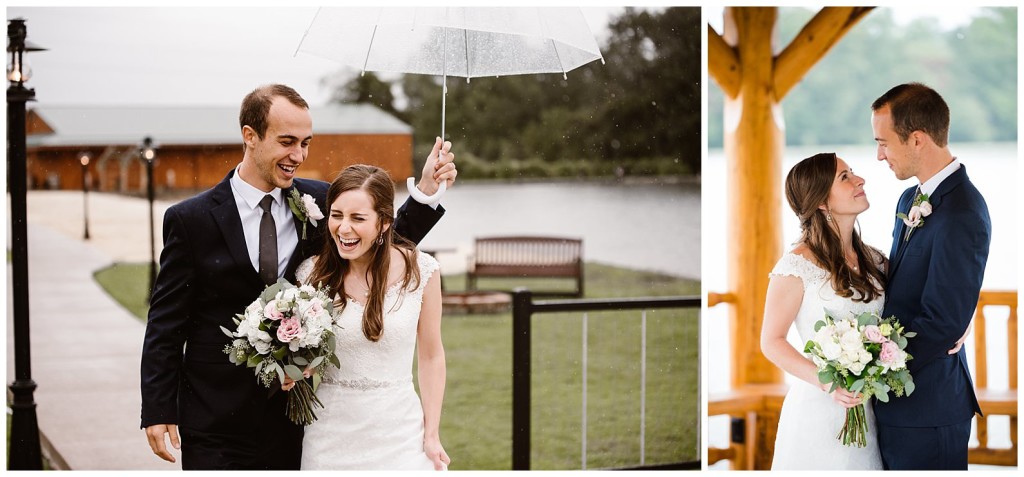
left=970, top=290, right=1017, bottom=466
left=708, top=290, right=1018, bottom=470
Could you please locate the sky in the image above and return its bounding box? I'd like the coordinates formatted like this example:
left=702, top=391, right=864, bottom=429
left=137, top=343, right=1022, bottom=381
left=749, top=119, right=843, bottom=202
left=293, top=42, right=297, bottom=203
left=9, top=5, right=999, bottom=109
left=5, top=6, right=636, bottom=107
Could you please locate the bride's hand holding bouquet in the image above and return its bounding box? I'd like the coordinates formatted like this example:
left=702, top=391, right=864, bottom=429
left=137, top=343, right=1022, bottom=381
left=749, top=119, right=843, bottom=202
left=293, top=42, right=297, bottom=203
left=803, top=310, right=916, bottom=447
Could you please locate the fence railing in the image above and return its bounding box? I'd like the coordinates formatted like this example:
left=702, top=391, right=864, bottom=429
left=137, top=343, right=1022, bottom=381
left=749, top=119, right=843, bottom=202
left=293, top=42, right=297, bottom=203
left=511, top=289, right=702, bottom=470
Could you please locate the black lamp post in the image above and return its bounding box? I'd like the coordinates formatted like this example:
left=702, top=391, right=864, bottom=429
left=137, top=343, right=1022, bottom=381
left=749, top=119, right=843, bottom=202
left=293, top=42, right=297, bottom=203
left=140, top=136, right=157, bottom=303
left=7, top=18, right=46, bottom=471
left=79, top=152, right=91, bottom=240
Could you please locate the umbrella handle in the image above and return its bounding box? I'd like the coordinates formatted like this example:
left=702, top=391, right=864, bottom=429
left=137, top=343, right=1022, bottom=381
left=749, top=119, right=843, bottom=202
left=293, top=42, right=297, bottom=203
left=406, top=177, right=447, bottom=207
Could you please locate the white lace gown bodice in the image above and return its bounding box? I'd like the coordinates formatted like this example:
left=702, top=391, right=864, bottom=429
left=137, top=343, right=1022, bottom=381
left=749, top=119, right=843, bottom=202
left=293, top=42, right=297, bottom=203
left=296, top=251, right=440, bottom=470
left=769, top=252, right=885, bottom=470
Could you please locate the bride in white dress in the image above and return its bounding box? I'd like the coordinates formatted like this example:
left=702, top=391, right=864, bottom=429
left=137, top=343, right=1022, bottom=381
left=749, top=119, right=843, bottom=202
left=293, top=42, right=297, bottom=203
left=761, top=153, right=887, bottom=470
left=287, top=164, right=450, bottom=470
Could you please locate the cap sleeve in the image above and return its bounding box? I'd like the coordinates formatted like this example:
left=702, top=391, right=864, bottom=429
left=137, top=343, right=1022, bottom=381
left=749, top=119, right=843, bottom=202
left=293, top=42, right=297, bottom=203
left=415, top=250, right=440, bottom=293
left=769, top=253, right=827, bottom=289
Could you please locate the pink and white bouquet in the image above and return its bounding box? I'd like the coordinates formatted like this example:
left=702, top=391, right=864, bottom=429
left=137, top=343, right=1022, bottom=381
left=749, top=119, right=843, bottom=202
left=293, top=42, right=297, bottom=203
left=221, top=279, right=340, bottom=426
left=803, top=310, right=916, bottom=447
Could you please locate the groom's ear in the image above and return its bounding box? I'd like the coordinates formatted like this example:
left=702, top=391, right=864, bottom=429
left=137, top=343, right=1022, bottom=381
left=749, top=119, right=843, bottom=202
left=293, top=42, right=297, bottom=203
left=909, top=130, right=928, bottom=148
left=242, top=125, right=257, bottom=148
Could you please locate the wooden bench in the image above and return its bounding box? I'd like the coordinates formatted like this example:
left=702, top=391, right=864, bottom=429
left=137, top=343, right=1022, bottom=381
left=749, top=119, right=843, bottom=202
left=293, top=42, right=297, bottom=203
left=466, top=236, right=584, bottom=297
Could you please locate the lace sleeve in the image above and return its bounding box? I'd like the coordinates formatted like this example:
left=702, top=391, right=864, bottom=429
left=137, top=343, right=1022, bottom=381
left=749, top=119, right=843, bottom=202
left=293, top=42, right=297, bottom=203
left=415, top=250, right=441, bottom=293
left=295, top=257, right=316, bottom=285
left=769, top=253, right=827, bottom=289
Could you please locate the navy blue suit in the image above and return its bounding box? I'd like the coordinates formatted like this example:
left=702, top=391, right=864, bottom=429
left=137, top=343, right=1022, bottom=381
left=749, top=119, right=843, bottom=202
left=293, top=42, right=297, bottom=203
left=140, top=170, right=443, bottom=469
left=873, top=165, right=990, bottom=470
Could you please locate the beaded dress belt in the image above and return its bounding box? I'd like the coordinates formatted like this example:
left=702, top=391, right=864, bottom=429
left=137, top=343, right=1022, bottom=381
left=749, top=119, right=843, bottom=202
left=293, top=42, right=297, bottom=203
left=321, top=376, right=410, bottom=391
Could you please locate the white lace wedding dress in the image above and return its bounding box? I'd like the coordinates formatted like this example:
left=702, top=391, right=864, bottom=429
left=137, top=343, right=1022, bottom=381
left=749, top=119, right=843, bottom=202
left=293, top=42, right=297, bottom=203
left=769, top=252, right=884, bottom=470
left=296, top=251, right=440, bottom=470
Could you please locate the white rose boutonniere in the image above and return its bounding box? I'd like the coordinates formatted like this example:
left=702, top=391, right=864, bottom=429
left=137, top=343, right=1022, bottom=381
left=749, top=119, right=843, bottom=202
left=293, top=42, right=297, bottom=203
left=896, top=192, right=931, bottom=241
left=287, top=189, right=325, bottom=240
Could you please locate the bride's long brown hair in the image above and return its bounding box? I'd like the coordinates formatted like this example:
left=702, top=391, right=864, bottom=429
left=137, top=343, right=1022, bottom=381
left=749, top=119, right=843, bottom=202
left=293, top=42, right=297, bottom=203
left=309, top=165, right=420, bottom=341
left=784, top=153, right=886, bottom=302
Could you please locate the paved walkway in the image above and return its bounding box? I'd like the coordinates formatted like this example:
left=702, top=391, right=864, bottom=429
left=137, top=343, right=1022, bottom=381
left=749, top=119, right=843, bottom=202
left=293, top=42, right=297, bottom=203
left=8, top=191, right=177, bottom=469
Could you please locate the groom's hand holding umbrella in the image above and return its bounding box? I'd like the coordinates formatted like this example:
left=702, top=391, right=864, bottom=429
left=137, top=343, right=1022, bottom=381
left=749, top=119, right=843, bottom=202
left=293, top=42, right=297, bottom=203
left=417, top=136, right=457, bottom=195
left=408, top=137, right=457, bottom=207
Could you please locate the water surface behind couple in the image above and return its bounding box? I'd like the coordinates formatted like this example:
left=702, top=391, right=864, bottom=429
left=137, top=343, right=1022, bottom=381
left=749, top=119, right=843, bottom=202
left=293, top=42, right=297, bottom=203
left=407, top=178, right=701, bottom=280
left=705, top=142, right=1019, bottom=460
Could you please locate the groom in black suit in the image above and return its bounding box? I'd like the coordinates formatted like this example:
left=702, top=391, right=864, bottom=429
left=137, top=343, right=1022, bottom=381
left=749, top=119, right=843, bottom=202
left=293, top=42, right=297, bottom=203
left=870, top=83, right=990, bottom=470
left=140, top=84, right=457, bottom=469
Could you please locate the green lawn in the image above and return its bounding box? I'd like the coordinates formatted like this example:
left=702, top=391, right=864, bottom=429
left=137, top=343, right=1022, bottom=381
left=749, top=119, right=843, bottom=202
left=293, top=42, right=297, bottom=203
left=94, top=261, right=699, bottom=469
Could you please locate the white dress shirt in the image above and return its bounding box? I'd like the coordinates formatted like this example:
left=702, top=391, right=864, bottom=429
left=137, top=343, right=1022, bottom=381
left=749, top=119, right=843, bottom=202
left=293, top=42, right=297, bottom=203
left=229, top=166, right=299, bottom=279
left=919, top=157, right=961, bottom=197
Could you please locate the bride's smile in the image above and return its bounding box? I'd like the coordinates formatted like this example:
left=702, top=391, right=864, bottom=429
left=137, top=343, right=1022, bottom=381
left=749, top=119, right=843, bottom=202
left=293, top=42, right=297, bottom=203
left=328, top=188, right=390, bottom=263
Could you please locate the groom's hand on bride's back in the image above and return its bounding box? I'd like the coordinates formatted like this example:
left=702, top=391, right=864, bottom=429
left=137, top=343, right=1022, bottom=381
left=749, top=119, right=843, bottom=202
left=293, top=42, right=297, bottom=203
left=947, top=323, right=973, bottom=355
left=144, top=423, right=180, bottom=463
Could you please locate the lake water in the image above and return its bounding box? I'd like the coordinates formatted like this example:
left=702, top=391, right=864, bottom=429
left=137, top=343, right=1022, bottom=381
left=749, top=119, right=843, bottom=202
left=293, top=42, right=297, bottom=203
left=404, top=179, right=701, bottom=280
left=705, top=142, right=1019, bottom=457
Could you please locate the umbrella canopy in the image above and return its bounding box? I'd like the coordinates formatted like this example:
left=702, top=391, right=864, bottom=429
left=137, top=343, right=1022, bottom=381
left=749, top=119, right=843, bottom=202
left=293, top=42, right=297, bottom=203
left=296, top=7, right=604, bottom=80
left=295, top=7, right=604, bottom=200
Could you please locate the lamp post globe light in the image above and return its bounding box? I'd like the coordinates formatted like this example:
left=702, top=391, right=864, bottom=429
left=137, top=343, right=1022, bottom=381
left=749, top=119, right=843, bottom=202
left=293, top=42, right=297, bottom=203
left=7, top=18, right=46, bottom=470
left=140, top=136, right=158, bottom=303
left=80, top=152, right=91, bottom=240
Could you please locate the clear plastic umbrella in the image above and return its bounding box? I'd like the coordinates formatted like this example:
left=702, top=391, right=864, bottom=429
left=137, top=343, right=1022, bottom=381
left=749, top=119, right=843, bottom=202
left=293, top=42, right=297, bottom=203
left=295, top=7, right=604, bottom=197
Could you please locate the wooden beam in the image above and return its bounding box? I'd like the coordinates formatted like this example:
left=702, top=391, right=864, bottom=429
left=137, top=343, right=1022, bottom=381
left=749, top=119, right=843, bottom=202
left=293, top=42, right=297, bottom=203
left=708, top=23, right=740, bottom=98
left=774, top=7, right=874, bottom=99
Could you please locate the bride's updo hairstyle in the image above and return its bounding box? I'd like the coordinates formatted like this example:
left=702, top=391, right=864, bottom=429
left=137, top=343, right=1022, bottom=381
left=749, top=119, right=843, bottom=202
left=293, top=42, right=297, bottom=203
left=309, top=164, right=420, bottom=341
left=784, top=153, right=885, bottom=303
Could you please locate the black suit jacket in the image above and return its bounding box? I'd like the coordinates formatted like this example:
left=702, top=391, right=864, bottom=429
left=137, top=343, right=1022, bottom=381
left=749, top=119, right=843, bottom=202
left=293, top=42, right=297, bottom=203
left=140, top=170, right=443, bottom=434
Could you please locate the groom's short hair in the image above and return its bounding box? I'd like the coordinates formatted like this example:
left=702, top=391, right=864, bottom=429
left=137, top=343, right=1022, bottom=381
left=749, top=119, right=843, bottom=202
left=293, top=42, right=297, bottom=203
left=871, top=82, right=950, bottom=148
left=239, top=84, right=309, bottom=141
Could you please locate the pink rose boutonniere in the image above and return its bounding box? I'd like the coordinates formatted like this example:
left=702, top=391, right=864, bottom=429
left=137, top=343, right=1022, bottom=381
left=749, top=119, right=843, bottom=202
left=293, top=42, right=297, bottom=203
left=896, top=192, right=931, bottom=241
left=287, top=189, right=325, bottom=240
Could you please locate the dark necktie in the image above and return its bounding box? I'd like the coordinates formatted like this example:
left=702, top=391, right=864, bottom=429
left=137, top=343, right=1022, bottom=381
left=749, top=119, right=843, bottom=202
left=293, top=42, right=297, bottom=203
left=258, top=195, right=278, bottom=285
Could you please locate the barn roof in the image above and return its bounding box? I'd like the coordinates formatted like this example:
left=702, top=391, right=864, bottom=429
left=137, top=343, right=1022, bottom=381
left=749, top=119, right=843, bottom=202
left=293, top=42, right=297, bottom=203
left=27, top=103, right=412, bottom=148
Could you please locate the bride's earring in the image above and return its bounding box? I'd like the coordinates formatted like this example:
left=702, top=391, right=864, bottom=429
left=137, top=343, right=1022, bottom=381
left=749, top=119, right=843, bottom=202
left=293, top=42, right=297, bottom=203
left=376, top=233, right=384, bottom=245
left=826, top=209, right=833, bottom=222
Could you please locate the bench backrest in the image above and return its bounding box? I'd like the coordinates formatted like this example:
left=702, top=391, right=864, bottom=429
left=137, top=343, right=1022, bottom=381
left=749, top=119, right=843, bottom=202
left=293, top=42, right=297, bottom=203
left=472, top=236, right=582, bottom=277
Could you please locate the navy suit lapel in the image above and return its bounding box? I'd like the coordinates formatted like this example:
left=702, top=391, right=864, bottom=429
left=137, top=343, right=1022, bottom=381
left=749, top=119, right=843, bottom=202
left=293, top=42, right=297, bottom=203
left=887, top=166, right=968, bottom=280
left=888, top=187, right=916, bottom=279
left=210, top=171, right=261, bottom=281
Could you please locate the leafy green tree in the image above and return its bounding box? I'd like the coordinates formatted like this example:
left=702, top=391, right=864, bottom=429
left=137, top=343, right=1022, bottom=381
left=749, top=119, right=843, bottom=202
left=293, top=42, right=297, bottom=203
left=328, top=71, right=403, bottom=120
left=708, top=7, right=1017, bottom=148
left=328, top=7, right=701, bottom=177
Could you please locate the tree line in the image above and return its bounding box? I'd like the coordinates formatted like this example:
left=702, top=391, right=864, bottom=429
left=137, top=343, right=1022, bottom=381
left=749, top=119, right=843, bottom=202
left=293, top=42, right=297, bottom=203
left=708, top=7, right=1017, bottom=148
left=327, top=7, right=701, bottom=178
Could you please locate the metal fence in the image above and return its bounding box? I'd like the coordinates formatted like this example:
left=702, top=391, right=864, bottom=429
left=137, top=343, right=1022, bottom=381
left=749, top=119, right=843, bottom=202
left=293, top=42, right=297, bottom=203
left=511, top=289, right=702, bottom=470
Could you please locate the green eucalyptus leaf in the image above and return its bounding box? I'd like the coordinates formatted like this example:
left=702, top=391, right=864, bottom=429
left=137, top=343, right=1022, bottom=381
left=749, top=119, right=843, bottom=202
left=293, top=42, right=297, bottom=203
left=284, top=364, right=304, bottom=381
left=246, top=354, right=263, bottom=368
left=292, top=356, right=309, bottom=366
left=273, top=346, right=288, bottom=361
